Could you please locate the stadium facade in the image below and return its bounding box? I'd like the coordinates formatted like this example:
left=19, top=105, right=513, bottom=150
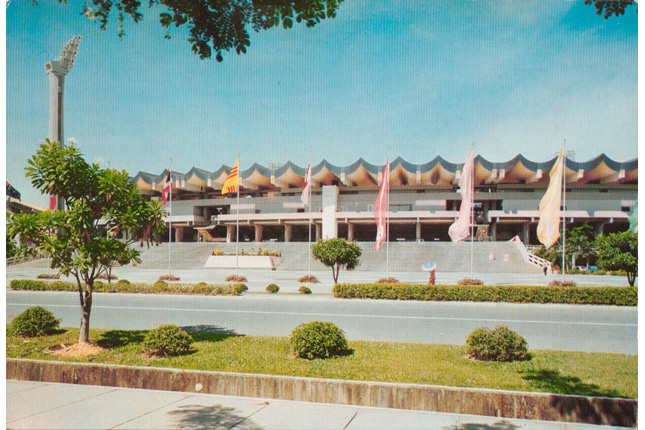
left=131, top=154, right=637, bottom=245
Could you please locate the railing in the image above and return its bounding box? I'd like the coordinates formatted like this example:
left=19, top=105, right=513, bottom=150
left=512, top=239, right=552, bottom=271
left=6, top=255, right=46, bottom=266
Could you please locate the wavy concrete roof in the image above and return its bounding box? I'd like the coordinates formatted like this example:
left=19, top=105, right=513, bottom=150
left=131, top=154, right=637, bottom=195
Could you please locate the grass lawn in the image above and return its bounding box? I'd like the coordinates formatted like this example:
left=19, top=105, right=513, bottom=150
left=7, top=327, right=637, bottom=399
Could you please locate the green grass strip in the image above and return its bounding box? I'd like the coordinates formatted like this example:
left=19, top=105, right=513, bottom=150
left=332, top=283, right=637, bottom=306
left=9, top=279, right=247, bottom=296
left=6, top=328, right=637, bottom=399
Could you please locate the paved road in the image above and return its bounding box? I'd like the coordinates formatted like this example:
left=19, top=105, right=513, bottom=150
left=9, top=380, right=627, bottom=430
left=6, top=290, right=637, bottom=354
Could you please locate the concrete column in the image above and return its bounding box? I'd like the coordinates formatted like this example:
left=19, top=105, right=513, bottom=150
left=347, top=223, right=355, bottom=242
left=254, top=224, right=264, bottom=242
left=322, top=185, right=339, bottom=239
left=284, top=224, right=292, bottom=242
left=491, top=222, right=497, bottom=241
left=594, top=222, right=607, bottom=237
left=315, top=223, right=322, bottom=240
left=174, top=226, right=185, bottom=243
left=416, top=221, right=421, bottom=241
left=521, top=222, right=529, bottom=244
left=226, top=225, right=235, bottom=243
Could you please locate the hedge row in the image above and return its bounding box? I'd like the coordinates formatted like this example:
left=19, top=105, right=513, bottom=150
left=332, top=283, right=637, bottom=306
left=9, top=280, right=247, bottom=296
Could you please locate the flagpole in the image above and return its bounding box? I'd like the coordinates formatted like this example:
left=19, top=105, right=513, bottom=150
left=386, top=148, right=390, bottom=276
left=236, top=154, right=240, bottom=278
left=562, top=142, right=566, bottom=280
left=308, top=152, right=312, bottom=275
left=168, top=158, right=172, bottom=276
left=470, top=145, right=474, bottom=277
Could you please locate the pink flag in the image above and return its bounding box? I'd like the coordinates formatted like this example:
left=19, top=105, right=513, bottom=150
left=161, top=168, right=172, bottom=205
left=448, top=148, right=474, bottom=242
left=374, top=159, right=390, bottom=251
left=49, top=188, right=57, bottom=210
left=300, top=163, right=311, bottom=205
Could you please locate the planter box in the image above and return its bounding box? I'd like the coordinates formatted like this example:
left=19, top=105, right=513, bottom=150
left=204, top=255, right=283, bottom=270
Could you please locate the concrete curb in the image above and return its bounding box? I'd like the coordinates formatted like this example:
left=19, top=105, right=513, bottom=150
left=7, top=359, right=636, bottom=427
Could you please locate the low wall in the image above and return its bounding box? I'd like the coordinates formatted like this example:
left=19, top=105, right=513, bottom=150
left=204, top=255, right=283, bottom=270
left=7, top=359, right=636, bottom=427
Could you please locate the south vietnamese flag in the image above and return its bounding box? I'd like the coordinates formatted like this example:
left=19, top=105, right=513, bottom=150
left=374, top=159, right=389, bottom=251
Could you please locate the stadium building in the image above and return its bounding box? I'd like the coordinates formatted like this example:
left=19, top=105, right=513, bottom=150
left=131, top=154, right=637, bottom=245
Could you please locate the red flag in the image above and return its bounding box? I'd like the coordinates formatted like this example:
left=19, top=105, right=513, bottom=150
left=161, top=169, right=172, bottom=205
left=300, top=163, right=311, bottom=205
left=374, top=159, right=389, bottom=251
left=49, top=188, right=57, bottom=210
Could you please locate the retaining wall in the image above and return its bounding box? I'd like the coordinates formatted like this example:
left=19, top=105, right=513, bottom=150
left=7, top=359, right=636, bottom=427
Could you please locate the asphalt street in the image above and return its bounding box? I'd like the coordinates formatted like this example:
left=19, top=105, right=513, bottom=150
left=6, top=290, right=637, bottom=354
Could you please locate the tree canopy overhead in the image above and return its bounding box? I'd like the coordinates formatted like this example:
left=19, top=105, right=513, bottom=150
left=44, top=0, right=344, bottom=61
left=584, top=0, right=637, bottom=19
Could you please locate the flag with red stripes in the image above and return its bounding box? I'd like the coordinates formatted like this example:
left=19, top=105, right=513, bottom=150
left=374, top=159, right=389, bottom=251
left=161, top=168, right=172, bottom=205
left=300, top=163, right=311, bottom=205
left=222, top=160, right=239, bottom=195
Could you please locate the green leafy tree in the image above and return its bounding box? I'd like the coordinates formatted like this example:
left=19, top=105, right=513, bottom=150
left=7, top=140, right=165, bottom=344
left=584, top=0, right=636, bottom=19
left=311, top=238, right=361, bottom=283
left=35, top=0, right=344, bottom=61
left=566, top=223, right=595, bottom=268
left=595, top=231, right=638, bottom=286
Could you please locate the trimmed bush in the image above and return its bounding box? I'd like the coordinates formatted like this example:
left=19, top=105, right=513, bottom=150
left=299, top=286, right=312, bottom=294
left=290, top=321, right=349, bottom=359
left=549, top=280, right=577, bottom=287
left=458, top=278, right=484, bottom=286
left=143, top=324, right=193, bottom=357
left=376, top=277, right=399, bottom=284
left=36, top=273, right=60, bottom=279
left=153, top=280, right=168, bottom=289
left=225, top=275, right=248, bottom=282
left=8, top=279, right=247, bottom=296
left=266, top=283, right=280, bottom=293
left=98, top=273, right=117, bottom=280
left=331, top=283, right=637, bottom=306
left=298, top=275, right=320, bottom=283
left=9, top=306, right=61, bottom=337
left=159, top=274, right=180, bottom=281
left=467, top=326, right=529, bottom=362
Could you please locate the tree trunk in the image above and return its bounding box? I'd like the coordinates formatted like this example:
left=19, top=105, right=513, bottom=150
left=332, top=264, right=339, bottom=283
left=78, top=290, right=92, bottom=344
left=627, top=272, right=635, bottom=287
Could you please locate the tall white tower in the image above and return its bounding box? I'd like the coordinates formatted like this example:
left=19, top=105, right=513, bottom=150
left=44, top=35, right=82, bottom=210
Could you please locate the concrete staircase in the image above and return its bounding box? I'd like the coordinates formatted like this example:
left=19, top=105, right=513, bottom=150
left=132, top=241, right=542, bottom=274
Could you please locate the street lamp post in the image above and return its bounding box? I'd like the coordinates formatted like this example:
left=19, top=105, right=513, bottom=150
left=45, top=35, right=82, bottom=211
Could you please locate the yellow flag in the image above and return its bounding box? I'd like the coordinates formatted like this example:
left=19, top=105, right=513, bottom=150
left=222, top=160, right=238, bottom=195
left=537, top=146, right=565, bottom=248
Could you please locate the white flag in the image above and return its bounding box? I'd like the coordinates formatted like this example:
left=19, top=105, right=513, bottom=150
left=448, top=148, right=474, bottom=242
left=537, top=146, right=565, bottom=248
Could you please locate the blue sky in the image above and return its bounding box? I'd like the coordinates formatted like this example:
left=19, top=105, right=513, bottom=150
left=5, top=0, right=639, bottom=206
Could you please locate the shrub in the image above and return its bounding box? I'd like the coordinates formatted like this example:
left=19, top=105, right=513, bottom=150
left=299, top=286, right=312, bottom=294
left=458, top=278, right=484, bottom=286
left=225, top=275, right=248, bottom=282
left=240, top=250, right=248, bottom=256
left=266, top=283, right=280, bottom=293
left=214, top=249, right=224, bottom=256
left=261, top=249, right=269, bottom=256
left=9, top=306, right=61, bottom=337
left=549, top=280, right=577, bottom=287
left=376, top=277, right=399, bottom=284
left=159, top=274, right=180, bottom=281
left=270, top=250, right=278, bottom=256
left=232, top=283, right=248, bottom=294
left=36, top=273, right=60, bottom=279
left=143, top=324, right=193, bottom=357
left=466, top=325, right=529, bottom=362
left=331, top=283, right=637, bottom=306
left=298, top=275, right=320, bottom=283
left=117, top=279, right=131, bottom=286
left=153, top=280, right=169, bottom=290
left=98, top=273, right=117, bottom=280
left=290, top=321, right=349, bottom=359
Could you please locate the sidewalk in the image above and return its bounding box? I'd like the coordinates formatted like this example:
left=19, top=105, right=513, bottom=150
left=7, top=380, right=629, bottom=430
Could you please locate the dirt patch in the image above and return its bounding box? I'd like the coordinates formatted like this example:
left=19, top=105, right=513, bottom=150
left=48, top=343, right=106, bottom=357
